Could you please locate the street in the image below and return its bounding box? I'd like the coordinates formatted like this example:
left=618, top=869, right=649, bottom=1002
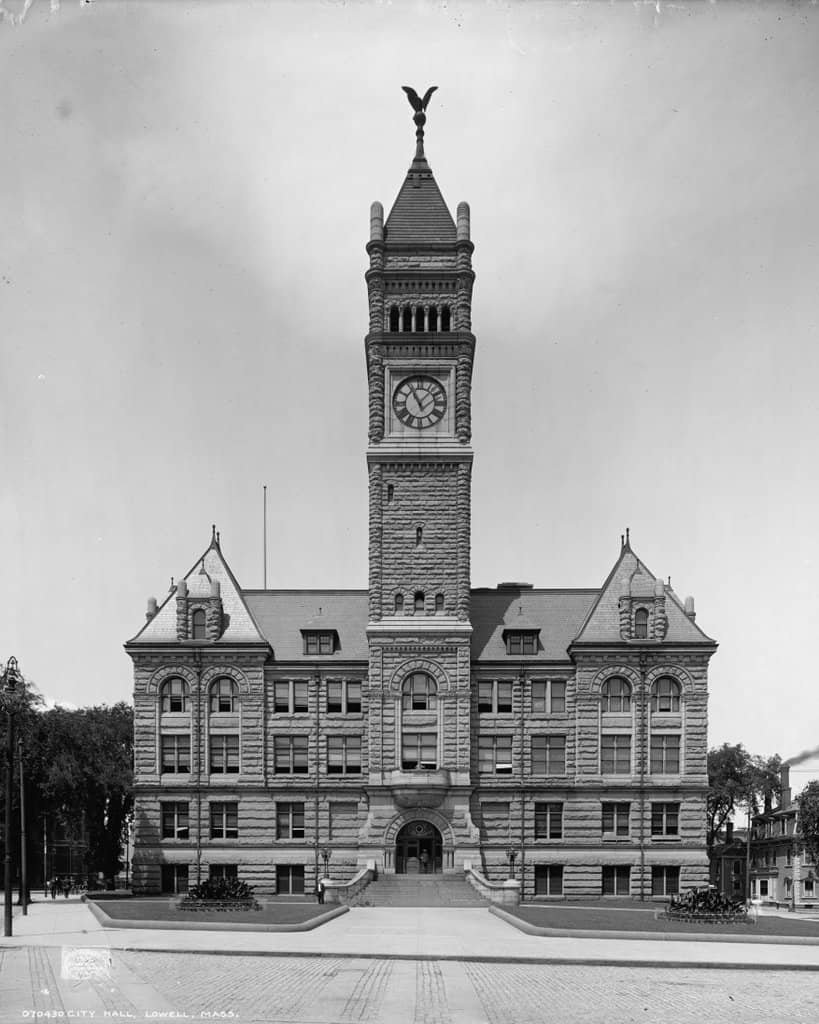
left=2, top=946, right=817, bottom=1024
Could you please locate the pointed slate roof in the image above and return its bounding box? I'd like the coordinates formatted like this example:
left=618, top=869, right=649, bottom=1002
left=384, top=153, right=456, bottom=244
left=127, top=536, right=266, bottom=646
left=572, top=542, right=716, bottom=645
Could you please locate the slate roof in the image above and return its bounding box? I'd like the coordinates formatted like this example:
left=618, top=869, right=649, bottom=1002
left=572, top=546, right=716, bottom=645
left=242, top=587, right=598, bottom=663
left=128, top=541, right=266, bottom=645
left=384, top=156, right=456, bottom=244
left=244, top=591, right=370, bottom=661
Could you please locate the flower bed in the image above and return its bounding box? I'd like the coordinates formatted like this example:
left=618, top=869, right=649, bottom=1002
left=178, top=897, right=261, bottom=913
left=661, top=886, right=750, bottom=924
left=177, top=876, right=261, bottom=912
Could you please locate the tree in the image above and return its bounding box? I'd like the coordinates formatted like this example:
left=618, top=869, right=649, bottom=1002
left=27, top=702, right=134, bottom=886
left=707, top=743, right=782, bottom=851
left=798, top=780, right=819, bottom=865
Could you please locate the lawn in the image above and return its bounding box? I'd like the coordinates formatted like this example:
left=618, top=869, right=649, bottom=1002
left=510, top=900, right=819, bottom=937
left=90, top=896, right=332, bottom=926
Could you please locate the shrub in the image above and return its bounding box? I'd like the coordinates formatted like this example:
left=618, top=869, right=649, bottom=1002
left=187, top=876, right=255, bottom=901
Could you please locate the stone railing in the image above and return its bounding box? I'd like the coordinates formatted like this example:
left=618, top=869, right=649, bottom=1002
left=463, top=861, right=520, bottom=906
left=322, top=860, right=377, bottom=905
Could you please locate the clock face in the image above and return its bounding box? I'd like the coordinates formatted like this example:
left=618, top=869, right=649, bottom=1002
left=392, top=375, right=447, bottom=429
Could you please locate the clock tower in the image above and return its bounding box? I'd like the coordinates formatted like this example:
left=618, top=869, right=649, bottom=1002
left=362, top=89, right=478, bottom=870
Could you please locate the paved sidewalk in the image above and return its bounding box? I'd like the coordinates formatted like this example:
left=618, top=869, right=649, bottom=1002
left=2, top=898, right=819, bottom=970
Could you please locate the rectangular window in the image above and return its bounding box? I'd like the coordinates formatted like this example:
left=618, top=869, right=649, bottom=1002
left=160, top=734, right=191, bottom=774
left=209, top=802, right=238, bottom=840
left=534, top=865, right=563, bottom=896
left=478, top=735, right=513, bottom=775
left=531, top=680, right=566, bottom=714
left=651, top=866, right=680, bottom=896
left=534, top=802, right=563, bottom=839
left=209, top=864, right=238, bottom=880
left=160, top=864, right=188, bottom=895
left=601, top=734, right=631, bottom=774
left=209, top=734, right=240, bottom=774
left=273, top=735, right=309, bottom=774
left=161, top=802, right=190, bottom=840
left=531, top=735, right=566, bottom=775
left=506, top=632, right=537, bottom=655
left=650, top=735, right=681, bottom=774
left=804, top=878, right=815, bottom=897
left=327, top=680, right=362, bottom=714
left=329, top=802, right=359, bottom=841
left=276, top=802, right=305, bottom=840
left=274, top=680, right=309, bottom=714
left=602, top=865, right=631, bottom=896
left=401, top=732, right=437, bottom=770
left=276, top=864, right=305, bottom=895
left=602, top=802, right=630, bottom=838
left=478, top=680, right=513, bottom=714
left=759, top=878, right=769, bottom=897
left=304, top=631, right=334, bottom=655
left=651, top=802, right=680, bottom=837
left=327, top=735, right=362, bottom=775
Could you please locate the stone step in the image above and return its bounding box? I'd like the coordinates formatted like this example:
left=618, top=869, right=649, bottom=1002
left=352, top=874, right=487, bottom=907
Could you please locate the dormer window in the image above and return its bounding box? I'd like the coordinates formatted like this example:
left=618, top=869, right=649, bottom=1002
left=634, top=608, right=649, bottom=639
left=302, top=630, right=337, bottom=655
left=503, top=629, right=539, bottom=656
left=191, top=609, right=206, bottom=640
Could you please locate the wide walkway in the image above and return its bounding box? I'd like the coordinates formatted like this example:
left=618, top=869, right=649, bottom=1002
left=3, top=897, right=819, bottom=969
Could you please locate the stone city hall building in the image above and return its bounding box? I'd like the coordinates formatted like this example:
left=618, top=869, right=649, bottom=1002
left=126, top=93, right=716, bottom=901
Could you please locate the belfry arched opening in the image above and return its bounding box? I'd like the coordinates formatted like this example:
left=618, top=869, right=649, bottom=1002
left=395, top=821, right=443, bottom=874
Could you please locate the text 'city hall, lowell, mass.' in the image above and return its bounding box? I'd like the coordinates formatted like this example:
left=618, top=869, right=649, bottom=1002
left=126, top=91, right=716, bottom=901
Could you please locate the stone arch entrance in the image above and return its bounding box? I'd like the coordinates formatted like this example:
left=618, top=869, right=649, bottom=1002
left=395, top=820, right=443, bottom=874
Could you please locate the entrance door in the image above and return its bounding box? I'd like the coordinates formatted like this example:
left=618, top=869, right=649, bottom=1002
left=395, top=821, right=443, bottom=874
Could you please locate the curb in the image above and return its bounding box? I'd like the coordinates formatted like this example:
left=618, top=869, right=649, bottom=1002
left=89, top=946, right=819, bottom=971
left=84, top=898, right=349, bottom=933
left=490, top=905, right=819, bottom=947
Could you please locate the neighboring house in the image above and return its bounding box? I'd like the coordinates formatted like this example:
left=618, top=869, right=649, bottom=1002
left=125, top=98, right=717, bottom=901
left=748, top=763, right=819, bottom=907
left=710, top=822, right=748, bottom=899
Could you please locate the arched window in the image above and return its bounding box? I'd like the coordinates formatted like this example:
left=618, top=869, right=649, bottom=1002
left=428, top=306, right=438, bottom=332
left=441, top=306, right=451, bottom=332
left=652, top=676, right=681, bottom=713
left=402, top=672, right=437, bottom=711
left=601, top=677, right=631, bottom=713
left=402, top=307, right=412, bottom=332
left=389, top=306, right=400, bottom=332
left=435, top=593, right=444, bottom=613
left=209, top=677, right=237, bottom=713
left=414, top=591, right=425, bottom=613
left=387, top=484, right=394, bottom=503
left=634, top=608, right=649, bottom=639
left=394, top=593, right=404, bottom=614
left=161, top=677, right=189, bottom=713
left=416, top=526, right=423, bottom=546
left=192, top=608, right=206, bottom=640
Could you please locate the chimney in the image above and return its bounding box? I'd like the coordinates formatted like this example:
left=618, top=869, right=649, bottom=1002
left=780, top=765, right=791, bottom=810
left=684, top=595, right=696, bottom=620
left=146, top=596, right=158, bottom=622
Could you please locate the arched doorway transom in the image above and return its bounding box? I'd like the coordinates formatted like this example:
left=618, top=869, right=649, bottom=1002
left=395, top=820, right=443, bottom=874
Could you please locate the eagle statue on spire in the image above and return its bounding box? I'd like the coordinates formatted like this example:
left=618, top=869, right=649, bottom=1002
left=402, top=86, right=438, bottom=113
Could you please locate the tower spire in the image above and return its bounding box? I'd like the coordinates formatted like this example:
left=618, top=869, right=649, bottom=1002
left=401, top=86, right=438, bottom=162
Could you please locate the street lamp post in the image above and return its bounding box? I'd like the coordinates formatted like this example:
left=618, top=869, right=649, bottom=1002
left=506, top=846, right=518, bottom=880
left=18, top=735, right=27, bottom=915
left=2, top=656, right=21, bottom=938
left=320, top=847, right=331, bottom=879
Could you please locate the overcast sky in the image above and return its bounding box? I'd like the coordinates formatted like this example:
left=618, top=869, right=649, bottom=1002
left=2, top=0, right=818, bottom=772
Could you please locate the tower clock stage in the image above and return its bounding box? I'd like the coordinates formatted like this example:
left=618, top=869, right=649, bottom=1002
left=127, top=88, right=715, bottom=901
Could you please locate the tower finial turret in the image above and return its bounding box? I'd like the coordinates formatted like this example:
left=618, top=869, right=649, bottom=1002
left=402, top=86, right=438, bottom=161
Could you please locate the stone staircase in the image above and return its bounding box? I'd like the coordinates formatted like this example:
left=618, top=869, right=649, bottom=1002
left=351, top=873, right=488, bottom=907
